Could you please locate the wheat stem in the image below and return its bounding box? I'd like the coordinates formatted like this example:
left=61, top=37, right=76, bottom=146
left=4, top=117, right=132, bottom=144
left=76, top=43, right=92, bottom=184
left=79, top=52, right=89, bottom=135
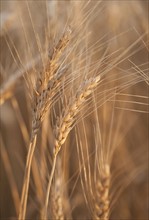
left=50, top=157, right=65, bottom=220
left=18, top=134, right=37, bottom=220
left=43, top=75, right=101, bottom=218
left=42, top=152, right=57, bottom=219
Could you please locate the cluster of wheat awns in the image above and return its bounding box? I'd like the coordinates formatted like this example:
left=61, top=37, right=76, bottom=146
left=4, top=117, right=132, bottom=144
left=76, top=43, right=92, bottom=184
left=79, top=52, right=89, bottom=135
left=0, top=1, right=148, bottom=220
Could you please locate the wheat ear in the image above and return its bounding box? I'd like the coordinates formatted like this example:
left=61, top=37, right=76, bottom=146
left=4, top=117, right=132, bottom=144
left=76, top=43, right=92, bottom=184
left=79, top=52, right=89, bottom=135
left=36, top=27, right=72, bottom=94
left=43, top=75, right=101, bottom=219
left=94, top=164, right=110, bottom=220
left=33, top=27, right=72, bottom=135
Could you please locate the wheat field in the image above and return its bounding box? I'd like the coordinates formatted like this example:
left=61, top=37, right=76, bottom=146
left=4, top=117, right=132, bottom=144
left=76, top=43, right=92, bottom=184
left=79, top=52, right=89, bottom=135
left=0, top=1, right=148, bottom=220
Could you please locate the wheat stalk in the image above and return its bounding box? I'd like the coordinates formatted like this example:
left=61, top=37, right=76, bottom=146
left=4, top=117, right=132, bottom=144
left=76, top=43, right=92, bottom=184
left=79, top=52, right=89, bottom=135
left=18, top=28, right=71, bottom=220
left=18, top=134, right=37, bottom=220
left=43, top=75, right=101, bottom=219
left=50, top=157, right=65, bottom=220
left=1, top=135, right=20, bottom=215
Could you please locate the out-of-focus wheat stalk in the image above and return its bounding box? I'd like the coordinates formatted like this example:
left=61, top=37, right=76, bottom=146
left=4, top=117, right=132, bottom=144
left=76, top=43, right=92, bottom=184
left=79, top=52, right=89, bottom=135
left=0, top=135, right=20, bottom=215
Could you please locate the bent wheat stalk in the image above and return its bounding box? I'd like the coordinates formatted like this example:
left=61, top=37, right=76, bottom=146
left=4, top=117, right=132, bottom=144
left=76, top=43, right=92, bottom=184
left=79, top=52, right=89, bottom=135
left=43, top=75, right=101, bottom=219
